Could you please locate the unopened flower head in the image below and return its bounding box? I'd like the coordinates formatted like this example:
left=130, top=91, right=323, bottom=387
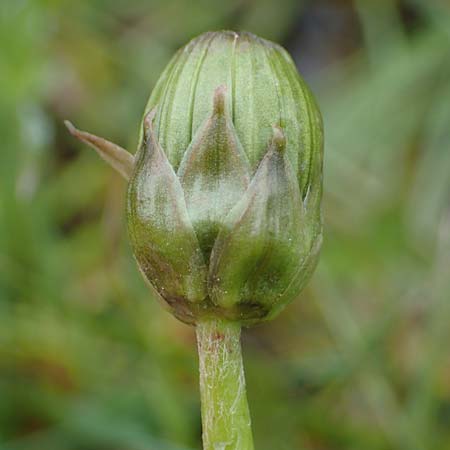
left=127, top=31, right=323, bottom=325
left=66, top=30, right=323, bottom=326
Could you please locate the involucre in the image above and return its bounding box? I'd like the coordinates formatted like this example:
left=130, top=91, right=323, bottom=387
left=66, top=31, right=323, bottom=326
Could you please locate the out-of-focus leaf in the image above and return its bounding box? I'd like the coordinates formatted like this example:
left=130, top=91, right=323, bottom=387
left=407, top=79, right=450, bottom=246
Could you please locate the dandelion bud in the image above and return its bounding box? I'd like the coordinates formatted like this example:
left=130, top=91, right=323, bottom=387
left=67, top=31, right=323, bottom=326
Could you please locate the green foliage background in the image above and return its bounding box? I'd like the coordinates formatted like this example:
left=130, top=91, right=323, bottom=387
left=1, top=0, right=450, bottom=448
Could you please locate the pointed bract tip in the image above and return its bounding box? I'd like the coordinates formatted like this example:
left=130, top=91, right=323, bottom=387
left=143, top=108, right=157, bottom=140
left=64, top=119, right=134, bottom=181
left=272, top=125, right=286, bottom=152
left=213, top=85, right=227, bottom=115
left=64, top=120, right=77, bottom=135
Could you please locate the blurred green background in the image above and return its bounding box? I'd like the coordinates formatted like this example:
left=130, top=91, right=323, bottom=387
left=1, top=0, right=450, bottom=449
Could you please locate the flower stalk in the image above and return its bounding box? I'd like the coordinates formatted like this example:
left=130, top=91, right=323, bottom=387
left=196, top=319, right=254, bottom=450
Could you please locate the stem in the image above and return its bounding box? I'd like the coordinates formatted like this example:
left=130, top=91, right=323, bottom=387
left=196, top=318, right=254, bottom=450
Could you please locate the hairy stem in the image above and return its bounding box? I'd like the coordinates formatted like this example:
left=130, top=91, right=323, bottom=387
left=196, top=318, right=254, bottom=450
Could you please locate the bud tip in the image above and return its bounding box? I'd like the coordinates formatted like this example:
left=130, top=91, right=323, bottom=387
left=213, top=85, right=227, bottom=115
left=271, top=125, right=286, bottom=152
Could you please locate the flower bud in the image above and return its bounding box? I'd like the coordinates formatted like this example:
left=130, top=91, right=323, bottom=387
left=67, top=31, right=323, bottom=326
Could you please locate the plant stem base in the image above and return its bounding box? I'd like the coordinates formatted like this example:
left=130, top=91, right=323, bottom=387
left=196, top=318, right=254, bottom=450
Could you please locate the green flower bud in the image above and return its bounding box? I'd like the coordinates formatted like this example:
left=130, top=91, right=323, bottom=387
left=66, top=30, right=323, bottom=326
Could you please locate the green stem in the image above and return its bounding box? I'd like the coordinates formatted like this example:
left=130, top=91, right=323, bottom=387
left=196, top=318, right=254, bottom=450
